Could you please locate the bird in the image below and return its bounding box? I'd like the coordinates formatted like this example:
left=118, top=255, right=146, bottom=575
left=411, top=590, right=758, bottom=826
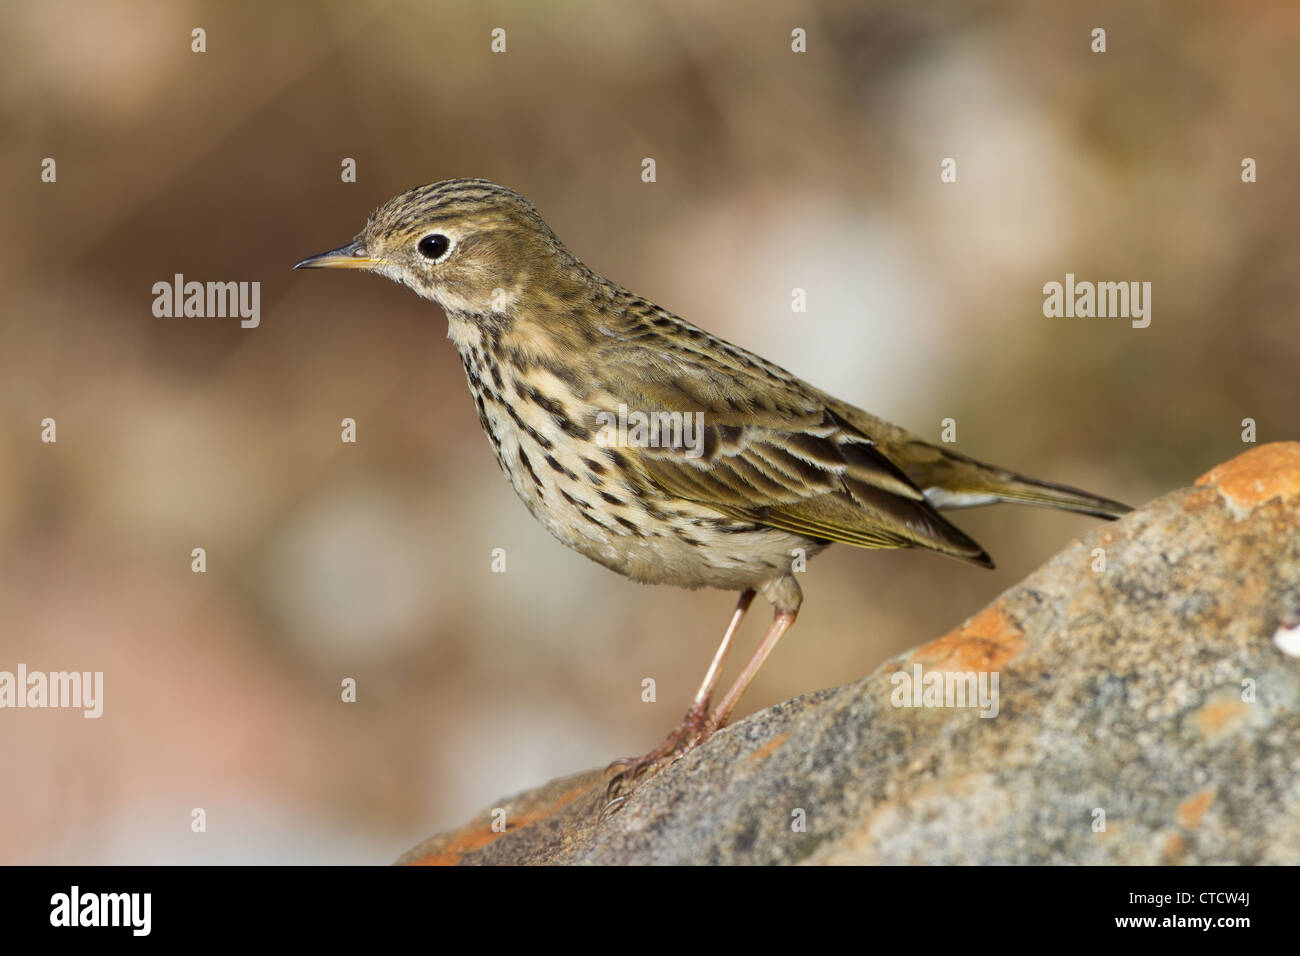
left=295, top=178, right=1131, bottom=803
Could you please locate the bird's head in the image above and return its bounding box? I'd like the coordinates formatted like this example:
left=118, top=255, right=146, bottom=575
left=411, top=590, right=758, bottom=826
left=295, top=178, right=583, bottom=318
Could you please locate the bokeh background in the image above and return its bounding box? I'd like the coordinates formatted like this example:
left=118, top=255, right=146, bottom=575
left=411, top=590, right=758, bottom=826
left=2, top=0, right=1297, bottom=864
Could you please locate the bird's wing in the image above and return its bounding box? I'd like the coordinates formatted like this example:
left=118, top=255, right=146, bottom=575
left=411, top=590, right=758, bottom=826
left=589, top=344, right=993, bottom=565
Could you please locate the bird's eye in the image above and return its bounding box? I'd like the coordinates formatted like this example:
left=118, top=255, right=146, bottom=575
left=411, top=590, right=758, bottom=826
left=417, top=233, right=452, bottom=261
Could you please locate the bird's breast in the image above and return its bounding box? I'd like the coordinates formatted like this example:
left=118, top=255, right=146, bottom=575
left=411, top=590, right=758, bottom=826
left=452, top=341, right=821, bottom=591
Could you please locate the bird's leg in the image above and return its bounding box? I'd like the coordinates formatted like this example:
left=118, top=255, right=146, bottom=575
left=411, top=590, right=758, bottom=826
left=605, top=589, right=754, bottom=801
left=707, top=606, right=797, bottom=732
left=684, top=588, right=756, bottom=722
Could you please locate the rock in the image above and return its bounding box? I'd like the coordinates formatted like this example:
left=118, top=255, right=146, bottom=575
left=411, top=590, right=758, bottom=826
left=398, top=443, right=1300, bottom=865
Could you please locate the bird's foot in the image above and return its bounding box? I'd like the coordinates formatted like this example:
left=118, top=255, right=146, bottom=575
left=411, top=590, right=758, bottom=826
left=600, top=703, right=719, bottom=818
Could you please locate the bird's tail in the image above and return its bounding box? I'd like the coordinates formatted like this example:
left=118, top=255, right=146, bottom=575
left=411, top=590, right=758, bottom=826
left=896, top=442, right=1133, bottom=520
left=950, top=469, right=1132, bottom=519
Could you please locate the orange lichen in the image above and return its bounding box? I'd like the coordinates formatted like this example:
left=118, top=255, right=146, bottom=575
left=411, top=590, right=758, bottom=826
left=1162, top=831, right=1188, bottom=861
left=1193, top=696, right=1249, bottom=741
left=1176, top=789, right=1215, bottom=829
left=748, top=732, right=789, bottom=763
left=404, top=780, right=594, bottom=866
left=1196, top=442, right=1300, bottom=509
left=911, top=606, right=1027, bottom=671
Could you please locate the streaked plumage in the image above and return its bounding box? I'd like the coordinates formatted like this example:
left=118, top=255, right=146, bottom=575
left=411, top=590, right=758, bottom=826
left=296, top=178, right=1131, bottom=800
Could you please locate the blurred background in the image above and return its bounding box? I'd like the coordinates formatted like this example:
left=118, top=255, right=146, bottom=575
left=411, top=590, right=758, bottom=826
left=1, top=0, right=1297, bottom=864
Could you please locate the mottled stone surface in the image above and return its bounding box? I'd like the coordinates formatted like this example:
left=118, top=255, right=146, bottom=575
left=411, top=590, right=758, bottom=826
left=399, top=443, right=1300, bottom=865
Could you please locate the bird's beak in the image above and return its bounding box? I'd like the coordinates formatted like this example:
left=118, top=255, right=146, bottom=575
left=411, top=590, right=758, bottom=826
left=293, top=239, right=379, bottom=270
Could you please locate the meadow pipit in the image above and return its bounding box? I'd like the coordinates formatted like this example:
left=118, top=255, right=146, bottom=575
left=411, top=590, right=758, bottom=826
left=296, top=179, right=1130, bottom=801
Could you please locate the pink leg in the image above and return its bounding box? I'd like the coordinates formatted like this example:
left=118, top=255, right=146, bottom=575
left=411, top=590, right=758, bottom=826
left=689, top=588, right=755, bottom=713
left=605, top=589, right=755, bottom=800
left=709, top=607, right=797, bottom=730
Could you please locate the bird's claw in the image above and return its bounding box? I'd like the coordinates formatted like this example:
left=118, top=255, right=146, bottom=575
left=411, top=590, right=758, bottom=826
left=599, top=705, right=718, bottom=818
